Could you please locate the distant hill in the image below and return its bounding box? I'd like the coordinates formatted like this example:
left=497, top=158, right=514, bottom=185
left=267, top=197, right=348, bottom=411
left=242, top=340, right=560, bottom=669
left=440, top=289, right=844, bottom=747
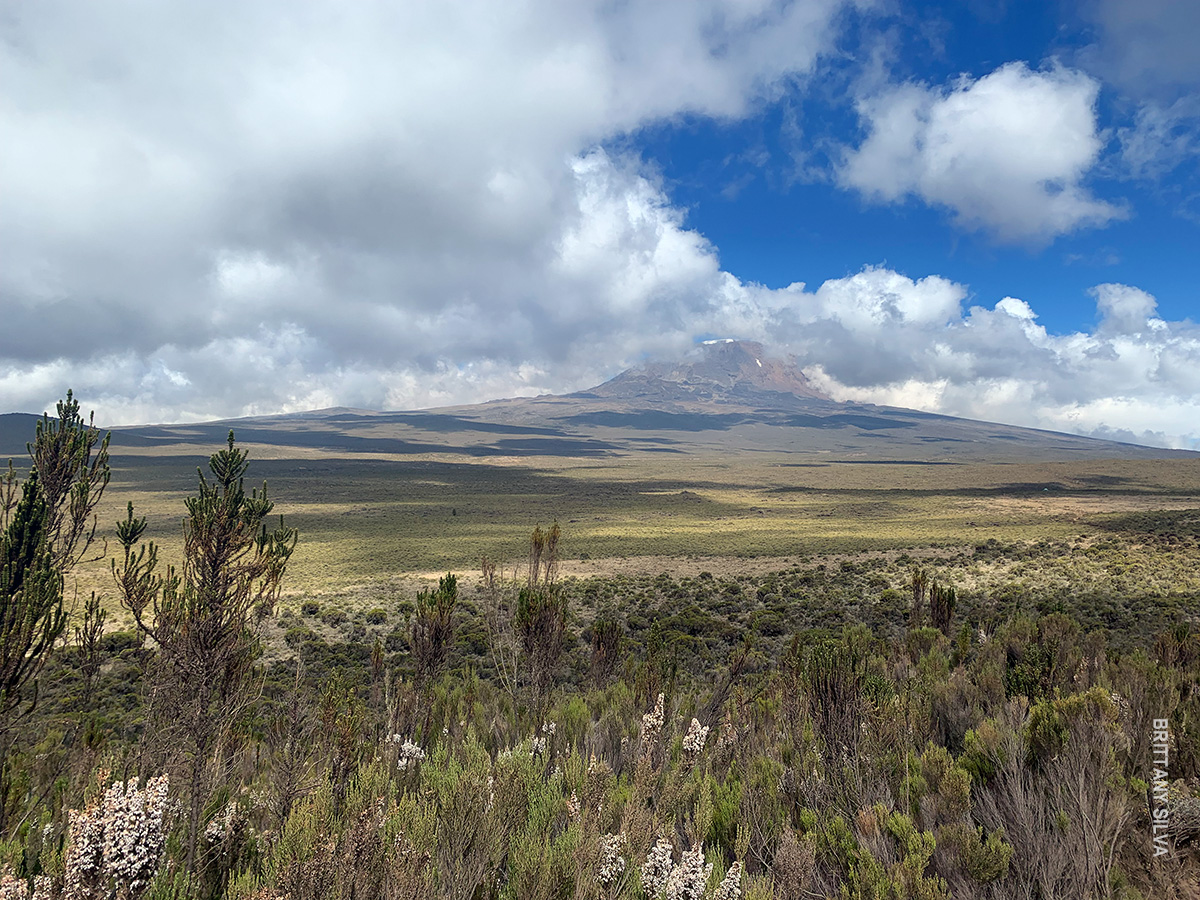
left=1, top=343, right=1193, bottom=462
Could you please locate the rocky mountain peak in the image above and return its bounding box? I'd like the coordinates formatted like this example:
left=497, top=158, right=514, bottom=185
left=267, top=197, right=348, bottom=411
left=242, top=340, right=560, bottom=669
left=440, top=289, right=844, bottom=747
left=586, top=339, right=831, bottom=403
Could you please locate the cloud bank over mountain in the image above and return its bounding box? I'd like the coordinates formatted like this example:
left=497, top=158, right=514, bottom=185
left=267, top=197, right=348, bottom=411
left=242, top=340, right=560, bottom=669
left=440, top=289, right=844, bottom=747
left=2, top=1, right=1196, bottom=449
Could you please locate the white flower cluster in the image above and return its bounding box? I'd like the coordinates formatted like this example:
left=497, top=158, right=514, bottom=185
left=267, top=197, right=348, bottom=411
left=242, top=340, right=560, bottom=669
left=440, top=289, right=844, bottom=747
left=101, top=775, right=170, bottom=896
left=0, top=873, right=49, bottom=900
left=64, top=799, right=105, bottom=899
left=566, top=791, right=580, bottom=821
left=1, top=872, right=27, bottom=900
left=204, top=803, right=245, bottom=844
left=64, top=775, right=170, bottom=900
left=664, top=845, right=711, bottom=900
left=716, top=717, right=738, bottom=750
left=396, top=739, right=426, bottom=770
left=597, top=832, right=628, bottom=886
left=640, top=840, right=717, bottom=900
left=712, top=862, right=743, bottom=900
left=640, top=836, right=675, bottom=898
left=682, top=718, right=709, bottom=758
left=642, top=694, right=665, bottom=741
left=530, top=721, right=556, bottom=757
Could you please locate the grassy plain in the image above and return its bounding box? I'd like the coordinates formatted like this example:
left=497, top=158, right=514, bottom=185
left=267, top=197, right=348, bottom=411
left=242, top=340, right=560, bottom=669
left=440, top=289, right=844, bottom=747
left=16, top=428, right=1200, bottom=898
left=70, top=443, right=1200, bottom=622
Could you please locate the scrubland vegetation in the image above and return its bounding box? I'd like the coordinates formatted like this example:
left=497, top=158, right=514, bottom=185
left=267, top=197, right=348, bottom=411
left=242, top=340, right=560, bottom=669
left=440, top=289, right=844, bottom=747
left=2, top=399, right=1199, bottom=899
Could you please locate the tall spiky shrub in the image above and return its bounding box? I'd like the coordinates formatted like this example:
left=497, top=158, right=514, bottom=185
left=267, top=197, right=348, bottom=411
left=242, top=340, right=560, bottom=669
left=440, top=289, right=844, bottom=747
left=930, top=583, right=957, bottom=637
left=25, top=390, right=111, bottom=572
left=1, top=392, right=110, bottom=734
left=589, top=609, right=622, bottom=687
left=806, top=641, right=864, bottom=768
left=517, top=523, right=566, bottom=710
left=410, top=573, right=457, bottom=687
left=112, top=431, right=297, bottom=875
left=909, top=567, right=929, bottom=629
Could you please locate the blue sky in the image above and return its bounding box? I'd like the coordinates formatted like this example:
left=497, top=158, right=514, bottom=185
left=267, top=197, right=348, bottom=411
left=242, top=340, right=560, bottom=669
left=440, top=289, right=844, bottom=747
left=626, top=0, right=1198, bottom=335
left=2, top=1, right=1198, bottom=447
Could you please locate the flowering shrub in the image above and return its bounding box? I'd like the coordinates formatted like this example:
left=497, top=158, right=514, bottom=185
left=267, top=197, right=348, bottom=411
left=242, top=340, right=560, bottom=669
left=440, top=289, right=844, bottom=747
left=641, top=693, right=665, bottom=741
left=204, top=803, right=247, bottom=845
left=713, top=861, right=743, bottom=900
left=61, top=775, right=170, bottom=900
left=664, top=844, right=711, bottom=900
left=597, top=832, right=627, bottom=887
left=640, top=836, right=674, bottom=898
left=0, top=873, right=27, bottom=900
left=395, top=739, right=425, bottom=771
left=682, top=717, right=709, bottom=760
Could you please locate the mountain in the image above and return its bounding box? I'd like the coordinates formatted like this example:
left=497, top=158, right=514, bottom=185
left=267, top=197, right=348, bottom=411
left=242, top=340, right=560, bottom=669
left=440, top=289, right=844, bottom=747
left=587, top=340, right=830, bottom=404
left=1, top=342, right=1192, bottom=462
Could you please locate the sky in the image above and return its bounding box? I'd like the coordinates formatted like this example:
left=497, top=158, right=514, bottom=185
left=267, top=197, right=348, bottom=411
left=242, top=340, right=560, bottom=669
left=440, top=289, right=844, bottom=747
left=2, top=0, right=1198, bottom=449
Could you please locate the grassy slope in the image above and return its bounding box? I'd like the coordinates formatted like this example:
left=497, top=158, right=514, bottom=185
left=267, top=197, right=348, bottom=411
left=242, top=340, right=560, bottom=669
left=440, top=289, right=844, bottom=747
left=67, top=443, right=1200, bottom=623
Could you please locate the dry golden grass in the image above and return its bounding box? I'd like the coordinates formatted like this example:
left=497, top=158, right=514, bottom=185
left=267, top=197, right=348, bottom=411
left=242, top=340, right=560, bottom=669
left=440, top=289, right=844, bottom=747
left=67, top=444, right=1200, bottom=623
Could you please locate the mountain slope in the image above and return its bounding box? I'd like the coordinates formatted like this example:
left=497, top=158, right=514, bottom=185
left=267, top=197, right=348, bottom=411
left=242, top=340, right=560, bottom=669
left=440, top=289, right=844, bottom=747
left=1, top=343, right=1192, bottom=461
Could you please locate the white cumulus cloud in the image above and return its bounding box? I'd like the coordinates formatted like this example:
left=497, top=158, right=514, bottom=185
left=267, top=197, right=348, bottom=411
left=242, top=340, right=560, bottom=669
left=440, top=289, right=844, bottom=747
left=0, top=0, right=854, bottom=421
left=840, top=62, right=1123, bottom=242
left=776, top=275, right=1199, bottom=450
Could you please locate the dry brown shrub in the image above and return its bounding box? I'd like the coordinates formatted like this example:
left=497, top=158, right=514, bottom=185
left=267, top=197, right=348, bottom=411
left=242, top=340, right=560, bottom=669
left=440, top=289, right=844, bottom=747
left=770, top=829, right=815, bottom=900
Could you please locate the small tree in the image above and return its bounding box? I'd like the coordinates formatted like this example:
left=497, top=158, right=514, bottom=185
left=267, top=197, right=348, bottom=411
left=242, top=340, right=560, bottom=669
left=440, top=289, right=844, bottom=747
left=0, top=392, right=110, bottom=733
left=113, top=431, right=296, bottom=875
left=0, top=392, right=109, bottom=834
left=410, top=573, right=457, bottom=687
left=0, top=473, right=62, bottom=730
